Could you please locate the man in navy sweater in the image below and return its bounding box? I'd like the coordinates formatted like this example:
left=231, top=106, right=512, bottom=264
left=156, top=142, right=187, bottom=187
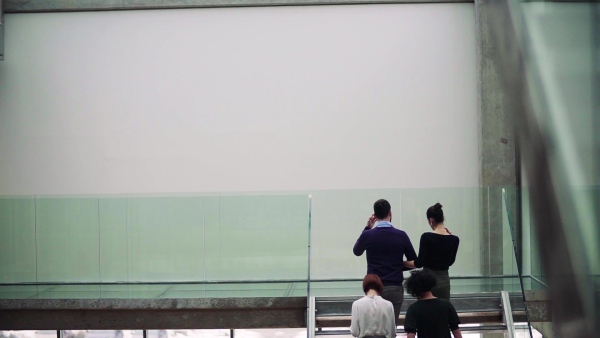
left=353, top=199, right=417, bottom=320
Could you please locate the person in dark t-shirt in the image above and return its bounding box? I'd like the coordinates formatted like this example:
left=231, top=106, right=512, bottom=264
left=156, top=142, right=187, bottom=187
left=404, top=270, right=462, bottom=338
left=404, top=203, right=459, bottom=300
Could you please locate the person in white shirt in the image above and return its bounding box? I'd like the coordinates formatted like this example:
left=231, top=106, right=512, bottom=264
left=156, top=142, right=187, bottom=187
left=350, top=274, right=397, bottom=338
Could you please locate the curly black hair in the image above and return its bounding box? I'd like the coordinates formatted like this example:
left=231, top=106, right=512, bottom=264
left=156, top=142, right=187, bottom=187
left=404, top=270, right=438, bottom=297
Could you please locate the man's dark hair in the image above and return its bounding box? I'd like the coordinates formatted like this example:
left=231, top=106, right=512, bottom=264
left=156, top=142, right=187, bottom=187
left=362, top=274, right=384, bottom=295
left=373, top=199, right=391, bottom=219
left=404, top=270, right=438, bottom=297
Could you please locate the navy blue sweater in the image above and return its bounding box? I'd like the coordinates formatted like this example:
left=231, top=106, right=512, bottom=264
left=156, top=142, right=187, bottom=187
left=353, top=226, right=417, bottom=286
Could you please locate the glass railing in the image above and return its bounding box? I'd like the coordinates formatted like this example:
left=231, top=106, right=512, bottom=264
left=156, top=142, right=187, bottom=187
left=0, top=194, right=311, bottom=298
left=519, top=187, right=546, bottom=292
left=1, top=187, right=537, bottom=302
left=309, top=187, right=528, bottom=298
left=503, top=188, right=533, bottom=337
left=306, top=187, right=532, bottom=337
left=514, top=0, right=600, bottom=289
left=0, top=188, right=547, bottom=336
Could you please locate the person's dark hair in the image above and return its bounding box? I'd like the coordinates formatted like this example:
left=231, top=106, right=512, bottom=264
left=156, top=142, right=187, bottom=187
left=373, top=199, right=391, bottom=219
left=404, top=270, right=438, bottom=297
left=362, top=274, right=384, bottom=295
left=426, top=203, right=444, bottom=224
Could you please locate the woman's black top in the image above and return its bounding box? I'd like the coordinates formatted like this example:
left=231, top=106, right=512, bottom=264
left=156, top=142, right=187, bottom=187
left=413, top=232, right=460, bottom=271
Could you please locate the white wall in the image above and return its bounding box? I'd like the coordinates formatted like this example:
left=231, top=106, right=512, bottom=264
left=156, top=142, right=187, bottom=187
left=0, top=4, right=477, bottom=195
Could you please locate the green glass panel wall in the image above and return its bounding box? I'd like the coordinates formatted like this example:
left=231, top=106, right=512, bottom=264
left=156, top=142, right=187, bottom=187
left=204, top=195, right=309, bottom=281
left=309, top=187, right=483, bottom=281
left=0, top=197, right=36, bottom=283
left=1, top=194, right=310, bottom=285
left=309, top=189, right=401, bottom=281
left=126, top=197, right=205, bottom=282
left=99, top=198, right=129, bottom=282
left=35, top=198, right=100, bottom=282
left=400, top=187, right=482, bottom=277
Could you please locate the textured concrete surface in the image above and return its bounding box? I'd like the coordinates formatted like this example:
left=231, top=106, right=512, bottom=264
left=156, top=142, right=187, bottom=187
left=0, top=297, right=306, bottom=310
left=0, top=297, right=307, bottom=330
left=0, top=23, right=4, bottom=61
left=523, top=289, right=549, bottom=302
left=475, top=0, right=518, bottom=189
left=6, top=0, right=472, bottom=13
left=524, top=290, right=552, bottom=322
left=475, top=0, right=517, bottom=277
left=0, top=293, right=549, bottom=330
left=532, top=322, right=556, bottom=338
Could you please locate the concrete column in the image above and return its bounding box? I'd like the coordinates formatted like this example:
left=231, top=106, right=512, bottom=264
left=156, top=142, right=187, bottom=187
left=1, top=0, right=4, bottom=61
left=475, top=0, right=518, bottom=276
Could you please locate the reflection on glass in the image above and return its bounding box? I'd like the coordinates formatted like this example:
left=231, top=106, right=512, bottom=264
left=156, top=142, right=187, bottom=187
left=516, top=0, right=600, bottom=333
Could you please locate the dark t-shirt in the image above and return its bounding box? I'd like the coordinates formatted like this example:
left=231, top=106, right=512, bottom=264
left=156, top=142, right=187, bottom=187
left=353, top=226, right=417, bottom=286
left=404, top=298, right=460, bottom=338
left=414, top=233, right=459, bottom=270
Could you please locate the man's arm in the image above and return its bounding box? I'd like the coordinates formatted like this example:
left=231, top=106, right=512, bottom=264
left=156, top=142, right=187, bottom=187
left=353, top=233, right=366, bottom=256
left=403, top=233, right=418, bottom=262
left=407, top=334, right=416, bottom=338
left=452, top=329, right=462, bottom=338
left=365, top=215, right=376, bottom=230
left=413, top=234, right=426, bottom=268
left=403, top=260, right=416, bottom=269
left=353, top=215, right=376, bottom=256
left=447, top=237, right=460, bottom=266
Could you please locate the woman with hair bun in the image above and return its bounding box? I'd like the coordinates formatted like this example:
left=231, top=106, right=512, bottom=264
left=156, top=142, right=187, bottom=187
left=404, top=203, right=459, bottom=300
left=350, top=274, right=397, bottom=338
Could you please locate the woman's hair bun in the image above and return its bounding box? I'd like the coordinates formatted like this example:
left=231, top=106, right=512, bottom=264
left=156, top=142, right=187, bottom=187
left=427, top=203, right=445, bottom=224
